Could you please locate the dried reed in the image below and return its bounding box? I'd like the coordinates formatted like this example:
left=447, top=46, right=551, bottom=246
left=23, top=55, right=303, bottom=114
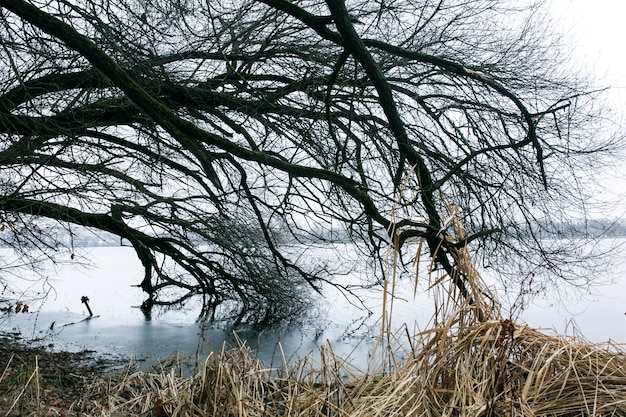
left=38, top=320, right=617, bottom=417
left=4, top=207, right=626, bottom=416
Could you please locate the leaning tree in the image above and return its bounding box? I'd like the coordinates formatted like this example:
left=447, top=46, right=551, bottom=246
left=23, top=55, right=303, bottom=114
left=0, top=0, right=619, bottom=322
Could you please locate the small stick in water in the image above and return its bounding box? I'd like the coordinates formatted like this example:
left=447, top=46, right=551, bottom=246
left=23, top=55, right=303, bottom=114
left=81, top=296, right=94, bottom=317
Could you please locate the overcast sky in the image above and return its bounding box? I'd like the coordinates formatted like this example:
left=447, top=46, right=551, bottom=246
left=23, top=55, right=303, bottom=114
left=548, top=1, right=626, bottom=215
left=550, top=0, right=626, bottom=110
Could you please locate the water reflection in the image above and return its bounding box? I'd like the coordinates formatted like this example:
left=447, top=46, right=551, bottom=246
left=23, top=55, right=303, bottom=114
left=1, top=245, right=625, bottom=372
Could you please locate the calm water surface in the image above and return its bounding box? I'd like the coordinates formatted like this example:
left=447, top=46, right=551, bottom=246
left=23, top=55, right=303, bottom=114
left=1, top=244, right=625, bottom=370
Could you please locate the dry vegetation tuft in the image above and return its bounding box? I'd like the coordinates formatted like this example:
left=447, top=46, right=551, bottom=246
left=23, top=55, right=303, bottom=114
left=4, top=318, right=626, bottom=417
left=3, top=209, right=626, bottom=416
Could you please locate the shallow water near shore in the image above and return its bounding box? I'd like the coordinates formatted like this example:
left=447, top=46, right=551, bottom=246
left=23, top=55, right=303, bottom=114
left=1, top=244, right=625, bottom=371
left=0, top=245, right=423, bottom=371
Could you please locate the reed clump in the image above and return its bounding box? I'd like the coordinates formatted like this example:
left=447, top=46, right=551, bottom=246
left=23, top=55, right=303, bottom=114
left=4, top=307, right=626, bottom=416
left=4, top=319, right=619, bottom=417
left=4, top=207, right=626, bottom=416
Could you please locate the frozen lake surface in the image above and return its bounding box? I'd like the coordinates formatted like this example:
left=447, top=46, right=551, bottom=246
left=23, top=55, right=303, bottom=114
left=1, top=244, right=625, bottom=370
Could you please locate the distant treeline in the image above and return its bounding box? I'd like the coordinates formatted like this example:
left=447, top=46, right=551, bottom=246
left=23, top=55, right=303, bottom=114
left=545, top=219, right=626, bottom=238
left=1, top=219, right=625, bottom=250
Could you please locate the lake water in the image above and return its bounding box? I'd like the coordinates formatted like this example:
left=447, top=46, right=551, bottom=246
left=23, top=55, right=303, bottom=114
left=1, top=243, right=625, bottom=371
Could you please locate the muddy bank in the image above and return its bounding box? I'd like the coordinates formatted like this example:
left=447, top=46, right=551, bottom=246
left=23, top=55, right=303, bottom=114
left=0, top=332, right=126, bottom=414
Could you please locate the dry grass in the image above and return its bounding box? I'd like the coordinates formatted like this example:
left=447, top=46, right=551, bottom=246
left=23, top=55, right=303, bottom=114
left=5, top=318, right=623, bottom=417
left=4, top=305, right=626, bottom=417
left=4, top=206, right=626, bottom=416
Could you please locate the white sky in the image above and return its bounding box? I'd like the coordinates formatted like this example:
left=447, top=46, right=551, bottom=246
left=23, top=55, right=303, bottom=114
left=549, top=0, right=626, bottom=112
left=548, top=1, right=626, bottom=216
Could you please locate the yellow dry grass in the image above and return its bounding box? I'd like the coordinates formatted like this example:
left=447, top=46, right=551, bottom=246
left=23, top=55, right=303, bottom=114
left=15, top=318, right=614, bottom=417
left=4, top=206, right=626, bottom=416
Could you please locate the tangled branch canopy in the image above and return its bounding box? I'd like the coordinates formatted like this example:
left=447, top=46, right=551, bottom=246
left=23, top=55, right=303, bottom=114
left=0, top=0, right=618, bottom=321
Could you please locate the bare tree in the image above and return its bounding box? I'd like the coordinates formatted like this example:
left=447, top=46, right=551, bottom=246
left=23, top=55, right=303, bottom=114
left=0, top=0, right=619, bottom=322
